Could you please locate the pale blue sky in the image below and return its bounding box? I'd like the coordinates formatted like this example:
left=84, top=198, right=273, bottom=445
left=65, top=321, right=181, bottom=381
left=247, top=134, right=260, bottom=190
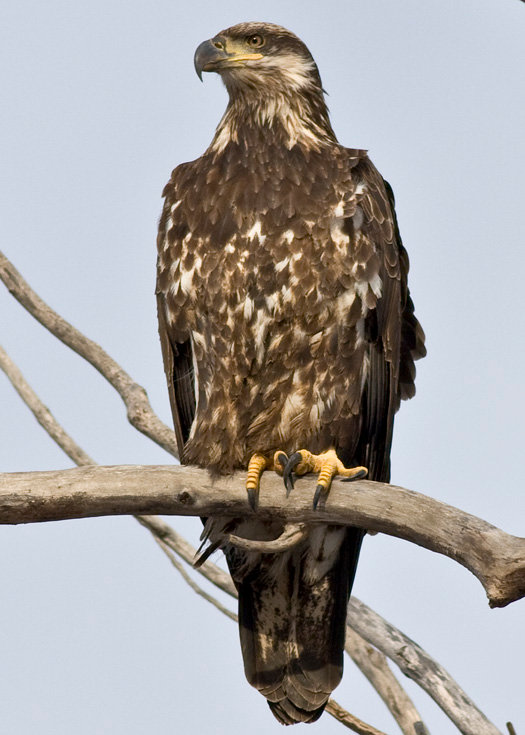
left=1, top=1, right=524, bottom=733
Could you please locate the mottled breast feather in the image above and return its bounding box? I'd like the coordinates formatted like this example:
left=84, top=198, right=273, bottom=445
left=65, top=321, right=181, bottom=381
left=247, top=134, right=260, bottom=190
left=157, top=136, right=424, bottom=474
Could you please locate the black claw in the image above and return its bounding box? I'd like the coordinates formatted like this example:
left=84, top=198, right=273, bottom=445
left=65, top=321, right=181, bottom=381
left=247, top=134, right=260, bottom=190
left=277, top=452, right=288, bottom=471
left=283, top=451, right=302, bottom=494
left=313, top=484, right=326, bottom=510
left=342, top=469, right=368, bottom=483
left=247, top=487, right=258, bottom=510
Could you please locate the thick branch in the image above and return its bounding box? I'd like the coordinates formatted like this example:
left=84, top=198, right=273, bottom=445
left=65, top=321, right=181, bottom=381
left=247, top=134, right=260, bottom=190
left=0, top=251, right=177, bottom=458
left=1, top=464, right=523, bottom=608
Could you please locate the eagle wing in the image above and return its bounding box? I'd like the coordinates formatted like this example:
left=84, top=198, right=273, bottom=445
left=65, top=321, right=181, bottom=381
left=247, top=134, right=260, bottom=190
left=349, top=160, right=426, bottom=484
left=157, top=293, right=195, bottom=456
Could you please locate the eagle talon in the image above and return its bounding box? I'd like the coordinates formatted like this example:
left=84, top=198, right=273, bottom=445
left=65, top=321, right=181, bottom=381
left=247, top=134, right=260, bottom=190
left=247, top=487, right=258, bottom=510
left=313, top=484, right=325, bottom=510
left=341, top=468, right=368, bottom=482
left=283, top=451, right=303, bottom=493
left=276, top=452, right=288, bottom=473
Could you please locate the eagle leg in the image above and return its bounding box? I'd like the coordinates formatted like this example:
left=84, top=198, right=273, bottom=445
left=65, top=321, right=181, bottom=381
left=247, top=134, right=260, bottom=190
left=282, top=449, right=367, bottom=509
left=246, top=451, right=289, bottom=509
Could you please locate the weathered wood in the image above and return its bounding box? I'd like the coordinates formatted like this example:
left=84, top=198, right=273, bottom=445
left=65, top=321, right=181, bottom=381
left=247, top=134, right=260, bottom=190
left=348, top=598, right=502, bottom=735
left=0, top=252, right=178, bottom=458
left=345, top=631, right=430, bottom=735
left=1, top=463, right=524, bottom=608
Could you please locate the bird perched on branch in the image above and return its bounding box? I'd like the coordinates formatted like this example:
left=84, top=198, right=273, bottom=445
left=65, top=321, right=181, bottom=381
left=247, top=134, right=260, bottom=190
left=157, top=21, right=425, bottom=725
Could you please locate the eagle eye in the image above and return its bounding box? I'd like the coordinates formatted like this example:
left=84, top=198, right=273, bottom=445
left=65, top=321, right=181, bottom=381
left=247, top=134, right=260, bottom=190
left=246, top=34, right=264, bottom=48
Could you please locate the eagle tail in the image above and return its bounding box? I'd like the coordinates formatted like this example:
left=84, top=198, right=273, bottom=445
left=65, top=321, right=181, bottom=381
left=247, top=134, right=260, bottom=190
left=226, top=523, right=364, bottom=725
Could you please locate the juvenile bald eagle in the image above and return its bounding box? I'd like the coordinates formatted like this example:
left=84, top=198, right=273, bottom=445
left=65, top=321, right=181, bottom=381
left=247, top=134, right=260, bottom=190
left=157, top=22, right=425, bottom=725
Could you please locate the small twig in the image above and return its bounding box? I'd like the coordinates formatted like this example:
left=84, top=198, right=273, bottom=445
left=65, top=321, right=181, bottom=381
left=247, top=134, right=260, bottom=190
left=151, top=534, right=237, bottom=622
left=226, top=522, right=308, bottom=552
left=326, top=699, right=390, bottom=735
left=345, top=630, right=430, bottom=735
left=136, top=515, right=237, bottom=595
left=0, top=251, right=178, bottom=458
left=0, top=344, right=95, bottom=466
left=507, top=724, right=517, bottom=735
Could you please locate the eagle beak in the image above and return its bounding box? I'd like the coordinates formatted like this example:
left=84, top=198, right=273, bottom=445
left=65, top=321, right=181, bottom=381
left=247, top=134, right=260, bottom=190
left=194, top=38, right=264, bottom=80
left=194, top=38, right=228, bottom=81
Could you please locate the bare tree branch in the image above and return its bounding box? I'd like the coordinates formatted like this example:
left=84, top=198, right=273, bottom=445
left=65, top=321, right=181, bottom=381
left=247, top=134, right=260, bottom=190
left=151, top=533, right=238, bottom=622
left=347, top=598, right=502, bottom=735
left=345, top=631, right=430, bottom=735
left=1, top=463, right=523, bottom=610
left=0, top=344, right=95, bottom=466
left=325, top=700, right=391, bottom=735
left=0, top=251, right=178, bottom=458
left=137, top=515, right=238, bottom=596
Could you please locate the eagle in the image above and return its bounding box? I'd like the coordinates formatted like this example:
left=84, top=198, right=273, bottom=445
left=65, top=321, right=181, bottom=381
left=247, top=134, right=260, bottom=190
left=156, top=22, right=425, bottom=725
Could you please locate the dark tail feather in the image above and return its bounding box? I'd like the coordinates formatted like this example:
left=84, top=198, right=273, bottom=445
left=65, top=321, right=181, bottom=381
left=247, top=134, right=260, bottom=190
left=227, top=524, right=364, bottom=725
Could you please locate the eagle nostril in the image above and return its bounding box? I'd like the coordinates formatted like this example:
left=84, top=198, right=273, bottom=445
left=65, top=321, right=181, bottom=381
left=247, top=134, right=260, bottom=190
left=213, top=40, right=224, bottom=50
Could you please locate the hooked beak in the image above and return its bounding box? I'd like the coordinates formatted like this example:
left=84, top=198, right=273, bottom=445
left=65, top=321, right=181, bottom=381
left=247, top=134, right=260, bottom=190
left=194, top=38, right=264, bottom=81
left=194, top=39, right=228, bottom=81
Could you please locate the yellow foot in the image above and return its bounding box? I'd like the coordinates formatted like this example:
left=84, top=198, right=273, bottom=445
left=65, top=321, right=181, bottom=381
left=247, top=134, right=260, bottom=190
left=282, top=449, right=367, bottom=509
left=245, top=451, right=289, bottom=509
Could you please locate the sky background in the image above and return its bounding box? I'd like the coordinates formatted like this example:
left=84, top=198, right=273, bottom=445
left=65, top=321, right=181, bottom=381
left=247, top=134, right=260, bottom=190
left=1, top=0, right=524, bottom=733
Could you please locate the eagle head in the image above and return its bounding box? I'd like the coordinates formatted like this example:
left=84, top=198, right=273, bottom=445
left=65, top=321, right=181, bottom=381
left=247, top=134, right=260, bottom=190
left=194, top=22, right=323, bottom=97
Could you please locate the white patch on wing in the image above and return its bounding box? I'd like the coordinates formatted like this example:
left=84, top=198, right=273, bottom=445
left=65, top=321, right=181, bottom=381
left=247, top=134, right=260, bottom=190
left=353, top=206, right=364, bottom=230
left=334, top=199, right=345, bottom=218
left=335, top=289, right=357, bottom=319
left=252, top=309, right=271, bottom=363
left=170, top=200, right=181, bottom=213
left=281, top=284, right=293, bottom=303
left=368, top=273, right=383, bottom=298
left=224, top=243, right=235, bottom=254
left=180, top=255, right=202, bottom=294
left=243, top=296, right=254, bottom=320
left=355, top=281, right=369, bottom=302
left=247, top=221, right=266, bottom=243
left=283, top=230, right=294, bottom=244
left=275, top=256, right=290, bottom=272
left=265, top=293, right=279, bottom=313
left=330, top=217, right=349, bottom=250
